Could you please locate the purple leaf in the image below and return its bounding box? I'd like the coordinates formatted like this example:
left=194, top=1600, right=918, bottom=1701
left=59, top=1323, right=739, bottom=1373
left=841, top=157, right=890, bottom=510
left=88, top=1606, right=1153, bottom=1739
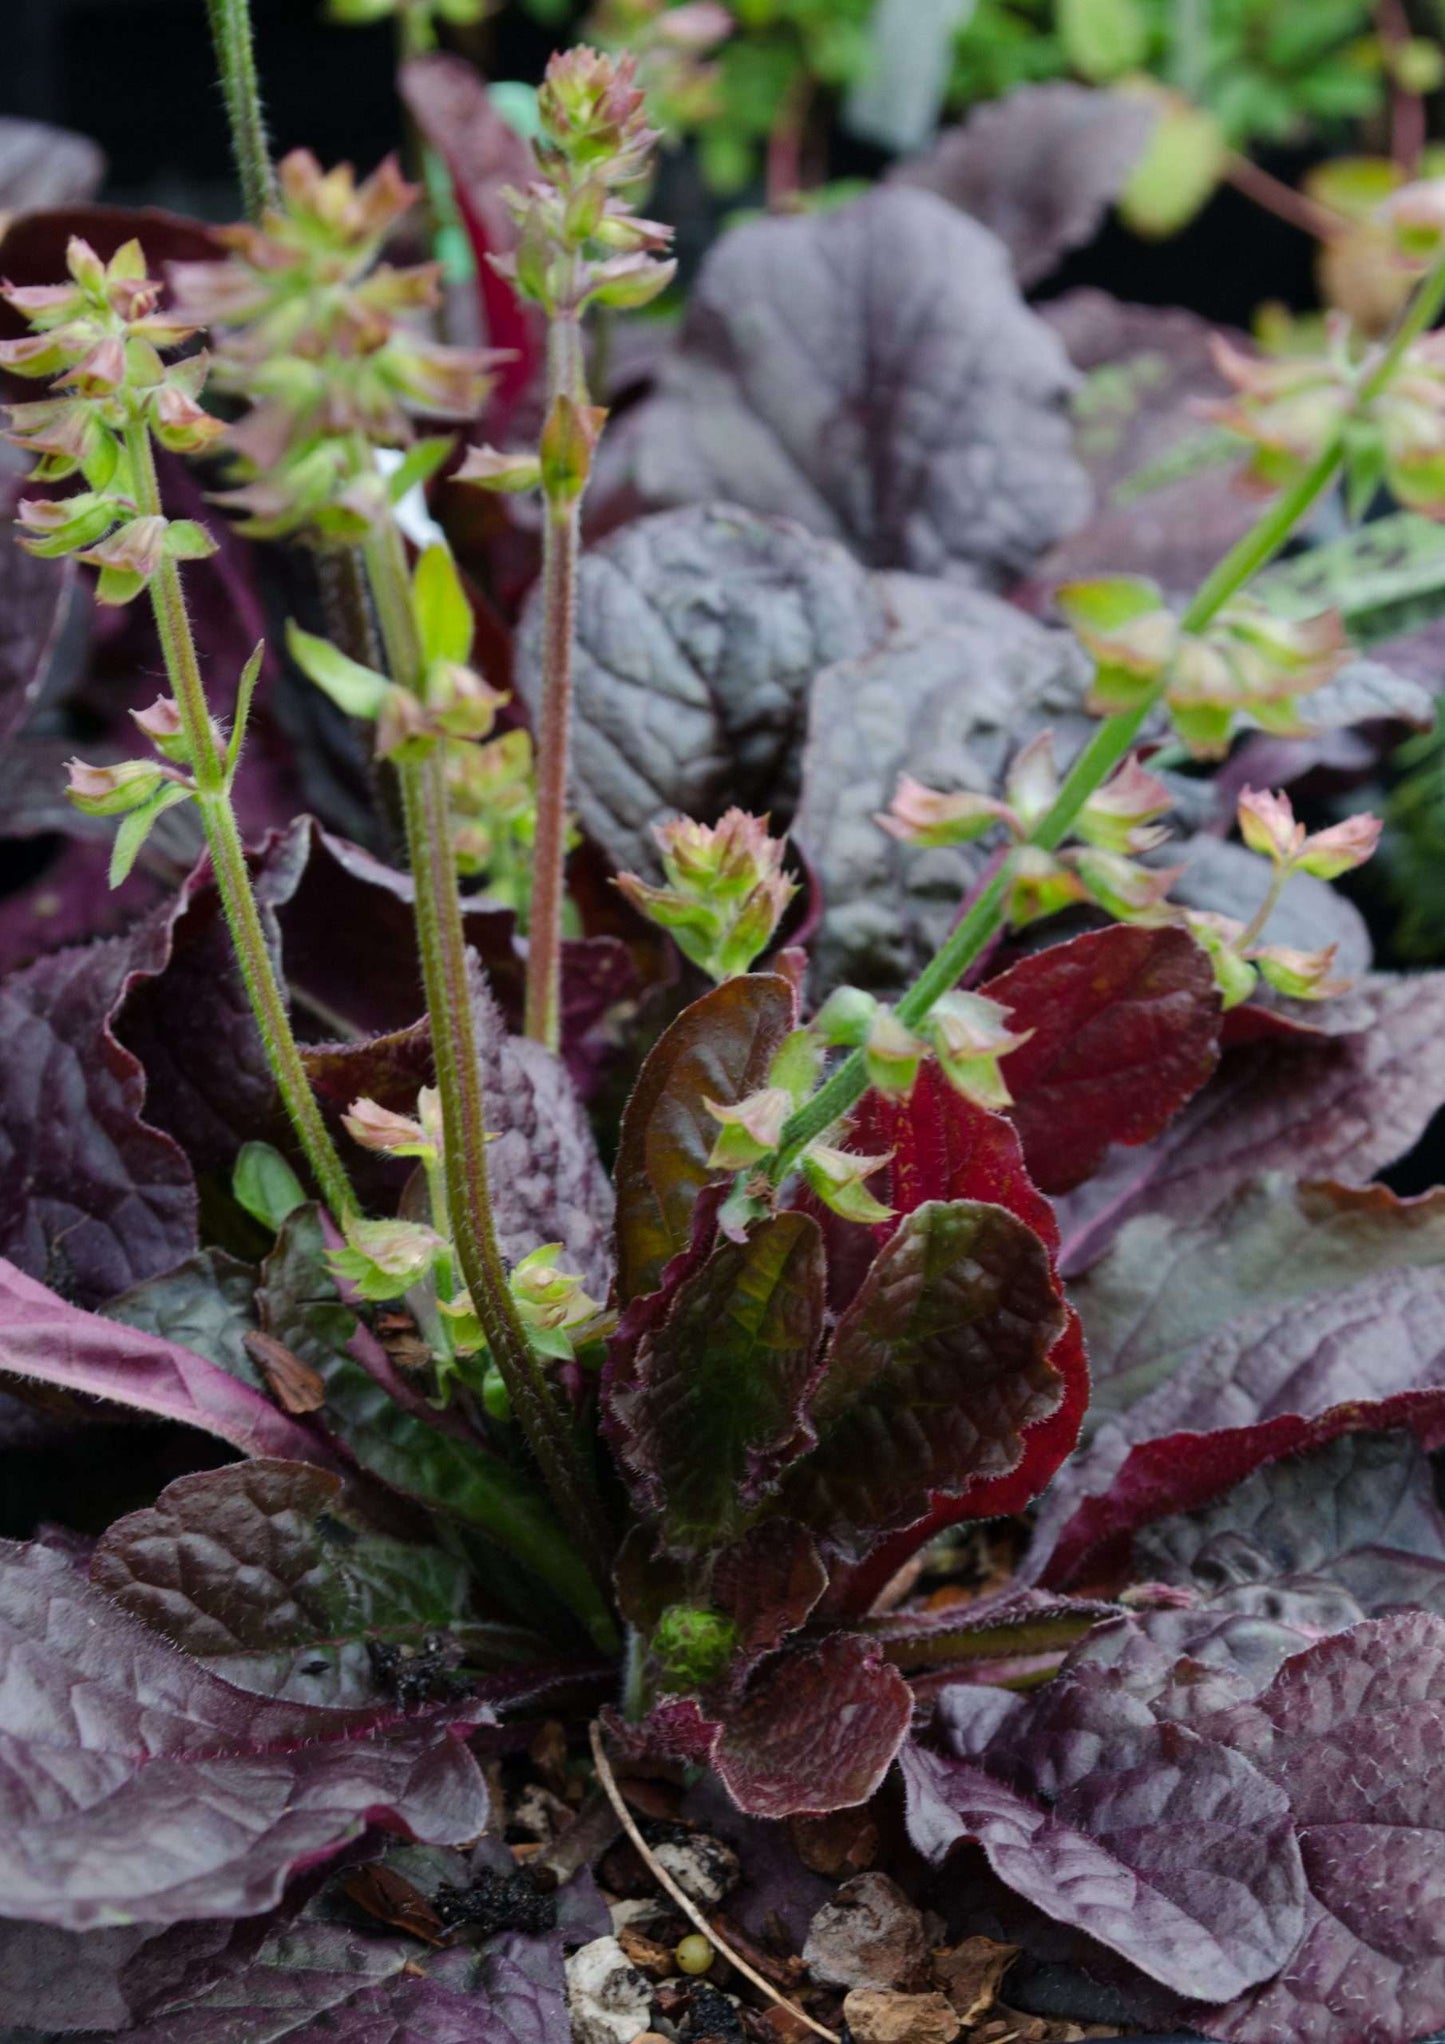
left=1194, top=1614, right=1445, bottom=2044
left=0, top=504, right=76, bottom=748
left=892, top=83, right=1156, bottom=289
left=624, top=187, right=1090, bottom=585
left=1057, top=971, right=1445, bottom=1273
left=710, top=1519, right=829, bottom=1658
left=0, top=1539, right=490, bottom=1929
left=793, top=585, right=1092, bottom=992
left=514, top=504, right=887, bottom=881
left=984, top=925, right=1223, bottom=1197
left=90, top=1460, right=479, bottom=1705
left=0, top=118, right=104, bottom=211
left=613, top=972, right=796, bottom=1304
left=712, top=1634, right=913, bottom=1820
left=607, top=1211, right=826, bottom=1552
left=0, top=1255, right=336, bottom=1463
left=0, top=920, right=196, bottom=1305
left=781, top=1199, right=1067, bottom=1558
left=903, top=1672, right=1306, bottom=2002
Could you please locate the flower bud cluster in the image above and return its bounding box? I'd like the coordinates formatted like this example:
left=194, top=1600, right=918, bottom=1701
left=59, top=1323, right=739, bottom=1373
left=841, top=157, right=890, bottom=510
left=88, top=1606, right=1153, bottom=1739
left=585, top=1, right=733, bottom=145
left=1055, top=576, right=1347, bottom=758
left=168, top=151, right=496, bottom=540
left=882, top=740, right=1178, bottom=932
left=1, top=236, right=225, bottom=604
left=615, top=808, right=797, bottom=981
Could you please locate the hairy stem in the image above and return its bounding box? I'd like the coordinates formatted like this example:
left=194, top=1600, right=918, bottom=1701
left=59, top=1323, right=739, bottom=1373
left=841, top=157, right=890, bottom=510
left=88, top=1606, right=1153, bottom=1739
left=526, top=313, right=586, bottom=1050
left=205, top=0, right=277, bottom=222
left=361, top=518, right=614, bottom=1585
left=770, top=247, right=1445, bottom=1182
left=127, top=421, right=358, bottom=1219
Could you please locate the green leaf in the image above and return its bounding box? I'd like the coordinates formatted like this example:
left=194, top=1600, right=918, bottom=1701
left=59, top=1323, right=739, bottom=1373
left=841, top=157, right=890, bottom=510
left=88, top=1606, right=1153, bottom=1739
left=385, top=435, right=456, bottom=507
left=1060, top=0, right=1148, bottom=81
left=781, top=1199, right=1067, bottom=1557
left=412, top=543, right=473, bottom=670
left=108, top=781, right=192, bottom=887
left=234, top=1141, right=308, bottom=1231
left=1254, top=511, right=1445, bottom=646
left=613, top=974, right=796, bottom=1304
left=164, top=519, right=220, bottom=562
left=609, top=1213, right=827, bottom=1553
left=1119, top=94, right=1226, bottom=238
left=226, top=641, right=266, bottom=783
left=286, top=620, right=392, bottom=719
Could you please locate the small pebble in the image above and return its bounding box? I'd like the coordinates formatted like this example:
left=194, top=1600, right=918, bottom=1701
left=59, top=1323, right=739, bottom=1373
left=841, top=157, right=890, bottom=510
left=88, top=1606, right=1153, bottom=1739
left=675, top=1933, right=715, bottom=1975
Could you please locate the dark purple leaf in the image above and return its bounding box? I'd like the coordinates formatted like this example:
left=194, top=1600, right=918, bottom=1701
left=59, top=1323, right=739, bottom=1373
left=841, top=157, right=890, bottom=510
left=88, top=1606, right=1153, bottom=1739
left=983, top=925, right=1222, bottom=1197
left=613, top=972, right=796, bottom=1304
left=1056, top=970, right=1445, bottom=1273
left=0, top=918, right=196, bottom=1304
left=0, top=512, right=77, bottom=747
left=1193, top=1613, right=1445, bottom=2044
left=514, top=504, right=887, bottom=881
left=0, top=1538, right=490, bottom=1929
left=624, top=188, right=1089, bottom=585
left=712, top=1634, right=913, bottom=1820
left=793, top=586, right=1091, bottom=992
left=105, top=1248, right=261, bottom=1386
left=893, top=84, right=1155, bottom=289
left=1026, top=292, right=1264, bottom=603
left=781, top=1199, right=1067, bottom=1558
left=0, top=1254, right=336, bottom=1463
left=1074, top=1176, right=1445, bottom=1421
left=903, top=1675, right=1306, bottom=2002
left=89, top=1460, right=478, bottom=1705
left=606, top=1212, right=826, bottom=1552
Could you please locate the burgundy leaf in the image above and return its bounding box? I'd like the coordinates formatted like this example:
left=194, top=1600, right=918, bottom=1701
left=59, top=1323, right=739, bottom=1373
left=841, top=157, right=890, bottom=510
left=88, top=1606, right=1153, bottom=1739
left=712, top=1634, right=913, bottom=1820
left=902, top=1674, right=1306, bottom=2003
left=1195, top=1613, right=1445, bottom=2044
left=1056, top=970, right=1445, bottom=1272
left=625, top=187, right=1089, bottom=585
left=613, top=972, right=796, bottom=1304
left=892, top=84, right=1155, bottom=289
left=90, top=1459, right=478, bottom=1705
left=0, top=1540, right=489, bottom=1929
left=607, top=1211, right=826, bottom=1553
left=0, top=918, right=196, bottom=1305
left=984, top=924, right=1223, bottom=1196
left=711, top=1519, right=830, bottom=1658
left=781, top=1199, right=1067, bottom=1558
left=0, top=1255, right=337, bottom=1464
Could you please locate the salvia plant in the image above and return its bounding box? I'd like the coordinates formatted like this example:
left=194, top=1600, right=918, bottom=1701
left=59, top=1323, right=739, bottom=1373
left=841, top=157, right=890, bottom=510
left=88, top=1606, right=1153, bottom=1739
left=9, top=3, right=1445, bottom=2039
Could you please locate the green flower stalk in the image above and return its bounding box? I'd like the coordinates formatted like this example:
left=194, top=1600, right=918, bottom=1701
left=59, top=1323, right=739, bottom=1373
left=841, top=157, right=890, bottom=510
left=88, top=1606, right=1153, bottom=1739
left=458, top=47, right=677, bottom=1049
left=0, top=238, right=358, bottom=1224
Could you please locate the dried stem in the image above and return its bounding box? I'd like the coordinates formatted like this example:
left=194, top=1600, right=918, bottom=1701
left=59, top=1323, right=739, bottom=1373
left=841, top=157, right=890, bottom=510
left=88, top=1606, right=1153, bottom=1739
left=126, top=421, right=359, bottom=1221
left=526, top=313, right=586, bottom=1051
left=361, top=517, right=614, bottom=1588
left=588, top=1722, right=841, bottom=2044
left=205, top=0, right=277, bottom=223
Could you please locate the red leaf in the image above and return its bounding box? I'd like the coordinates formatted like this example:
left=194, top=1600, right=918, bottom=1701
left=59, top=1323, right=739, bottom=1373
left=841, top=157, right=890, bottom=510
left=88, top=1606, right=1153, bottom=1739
left=713, top=1635, right=914, bottom=1819
left=983, top=924, right=1222, bottom=1195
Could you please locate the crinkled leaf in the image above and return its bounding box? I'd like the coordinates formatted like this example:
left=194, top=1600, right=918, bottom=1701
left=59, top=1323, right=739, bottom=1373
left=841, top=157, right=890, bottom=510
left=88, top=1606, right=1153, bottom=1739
left=713, top=1634, right=914, bottom=1820
left=902, top=1674, right=1306, bottom=2003
left=514, top=504, right=886, bottom=879
left=893, top=84, right=1156, bottom=289
left=794, top=584, right=1091, bottom=991
left=89, top=1460, right=478, bottom=1705
left=625, top=187, right=1090, bottom=586
left=105, top=1248, right=261, bottom=1387
left=1075, top=1176, right=1445, bottom=1420
left=710, top=1519, right=829, bottom=1659
left=0, top=1539, right=489, bottom=1930
left=781, top=1199, right=1066, bottom=1558
left=0, top=921, right=196, bottom=1305
left=0, top=1255, right=332, bottom=1463
left=1056, top=970, right=1445, bottom=1272
left=614, top=972, right=795, bottom=1303
left=983, top=925, right=1221, bottom=1196
left=1133, top=1431, right=1445, bottom=1631
left=607, top=1212, right=826, bottom=1553
left=1193, top=1613, right=1445, bottom=2044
